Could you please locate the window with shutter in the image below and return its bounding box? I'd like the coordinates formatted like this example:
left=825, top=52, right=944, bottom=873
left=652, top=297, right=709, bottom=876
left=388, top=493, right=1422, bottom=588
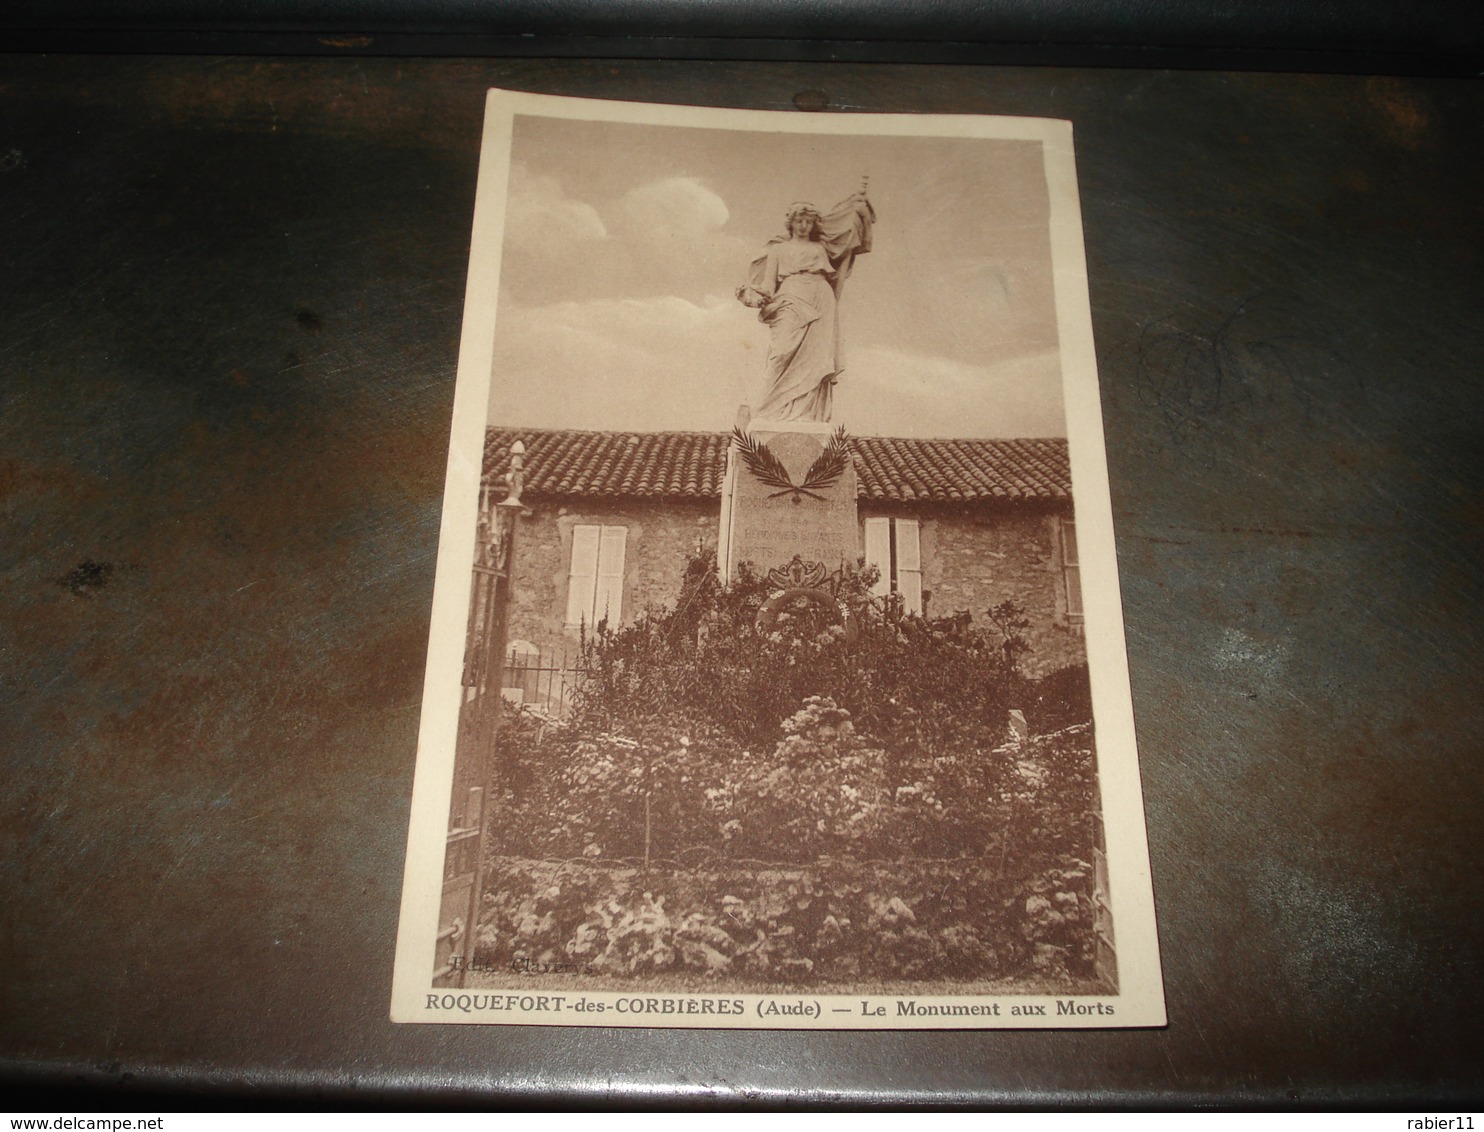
left=861, top=516, right=923, bottom=615
left=895, top=519, right=923, bottom=615
left=863, top=517, right=891, bottom=598
left=594, top=525, right=626, bottom=627
left=565, top=524, right=627, bottom=629
left=1060, top=518, right=1083, bottom=621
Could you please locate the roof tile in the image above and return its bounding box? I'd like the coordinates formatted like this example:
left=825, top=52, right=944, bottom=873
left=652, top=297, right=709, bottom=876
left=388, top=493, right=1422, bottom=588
left=487, top=428, right=1070, bottom=504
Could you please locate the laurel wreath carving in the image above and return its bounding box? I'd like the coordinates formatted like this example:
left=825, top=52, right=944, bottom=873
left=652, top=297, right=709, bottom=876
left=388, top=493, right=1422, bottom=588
left=731, top=425, right=850, bottom=501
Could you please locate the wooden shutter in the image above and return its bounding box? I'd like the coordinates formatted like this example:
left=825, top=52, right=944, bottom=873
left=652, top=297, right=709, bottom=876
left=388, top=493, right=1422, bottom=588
left=565, top=525, right=601, bottom=627
left=1061, top=519, right=1083, bottom=619
left=594, top=526, right=626, bottom=627
left=863, top=517, right=891, bottom=597
left=895, top=519, right=923, bottom=615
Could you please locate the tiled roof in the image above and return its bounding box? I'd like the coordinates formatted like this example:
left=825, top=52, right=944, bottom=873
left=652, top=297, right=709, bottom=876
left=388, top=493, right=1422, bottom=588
left=486, top=428, right=1070, bottom=504
left=852, top=436, right=1070, bottom=503
left=488, top=429, right=729, bottom=499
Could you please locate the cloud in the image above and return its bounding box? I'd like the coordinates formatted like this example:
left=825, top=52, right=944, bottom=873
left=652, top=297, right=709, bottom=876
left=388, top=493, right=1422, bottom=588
left=489, top=295, right=761, bottom=431
left=503, top=162, right=608, bottom=255
left=489, top=297, right=1067, bottom=440
left=608, top=177, right=752, bottom=297
left=614, top=177, right=730, bottom=243
left=498, top=170, right=751, bottom=307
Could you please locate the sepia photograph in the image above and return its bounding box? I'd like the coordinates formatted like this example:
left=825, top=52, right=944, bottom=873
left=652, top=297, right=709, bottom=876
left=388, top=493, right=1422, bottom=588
left=392, top=90, right=1164, bottom=1028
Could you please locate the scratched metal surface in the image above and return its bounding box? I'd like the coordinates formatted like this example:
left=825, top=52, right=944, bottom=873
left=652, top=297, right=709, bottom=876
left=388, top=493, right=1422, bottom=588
left=1, top=57, right=1480, bottom=1107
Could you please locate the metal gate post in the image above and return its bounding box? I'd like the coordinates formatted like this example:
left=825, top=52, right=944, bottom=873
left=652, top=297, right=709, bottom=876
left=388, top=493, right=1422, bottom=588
left=436, top=441, right=526, bottom=987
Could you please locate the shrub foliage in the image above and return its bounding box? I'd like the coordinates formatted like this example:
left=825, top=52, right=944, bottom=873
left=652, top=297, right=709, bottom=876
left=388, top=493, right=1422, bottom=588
left=483, top=549, right=1105, bottom=988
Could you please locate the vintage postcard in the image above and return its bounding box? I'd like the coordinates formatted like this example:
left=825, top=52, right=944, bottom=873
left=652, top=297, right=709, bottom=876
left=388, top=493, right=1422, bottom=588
left=391, top=89, right=1165, bottom=1028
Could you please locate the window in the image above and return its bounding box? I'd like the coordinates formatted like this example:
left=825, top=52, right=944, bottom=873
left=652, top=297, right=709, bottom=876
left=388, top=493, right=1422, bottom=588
left=863, top=517, right=922, bottom=615
left=1060, top=518, right=1083, bottom=622
left=565, top=524, right=626, bottom=629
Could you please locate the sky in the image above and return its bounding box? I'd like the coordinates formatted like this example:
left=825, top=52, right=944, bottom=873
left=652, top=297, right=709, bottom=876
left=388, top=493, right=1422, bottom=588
left=483, top=114, right=1068, bottom=439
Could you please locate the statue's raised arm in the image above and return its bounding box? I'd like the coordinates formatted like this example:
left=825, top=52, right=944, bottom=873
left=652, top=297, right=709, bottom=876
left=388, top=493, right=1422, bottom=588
left=736, top=189, right=875, bottom=423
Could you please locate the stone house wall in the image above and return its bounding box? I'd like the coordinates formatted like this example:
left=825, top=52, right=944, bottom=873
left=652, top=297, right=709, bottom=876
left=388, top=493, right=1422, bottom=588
left=502, top=496, right=1083, bottom=678
left=505, top=497, right=717, bottom=663
left=859, top=502, right=1085, bottom=677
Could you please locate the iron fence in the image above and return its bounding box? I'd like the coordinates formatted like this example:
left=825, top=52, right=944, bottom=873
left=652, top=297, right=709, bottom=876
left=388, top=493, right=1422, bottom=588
left=501, top=647, right=586, bottom=718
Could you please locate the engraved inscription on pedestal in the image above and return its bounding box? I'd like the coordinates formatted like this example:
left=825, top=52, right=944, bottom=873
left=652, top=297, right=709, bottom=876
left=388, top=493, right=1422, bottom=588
left=719, top=420, right=859, bottom=581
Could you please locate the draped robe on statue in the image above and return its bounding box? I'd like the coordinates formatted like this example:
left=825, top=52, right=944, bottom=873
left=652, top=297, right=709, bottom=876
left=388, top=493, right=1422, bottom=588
left=739, top=194, right=875, bottom=422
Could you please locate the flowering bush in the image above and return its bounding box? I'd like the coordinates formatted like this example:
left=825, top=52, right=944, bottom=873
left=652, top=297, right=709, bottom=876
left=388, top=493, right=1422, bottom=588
left=491, top=699, right=1097, bottom=886
left=571, top=550, right=1016, bottom=753
left=481, top=549, right=1106, bottom=987
left=703, top=696, right=894, bottom=858
left=472, top=855, right=1101, bottom=988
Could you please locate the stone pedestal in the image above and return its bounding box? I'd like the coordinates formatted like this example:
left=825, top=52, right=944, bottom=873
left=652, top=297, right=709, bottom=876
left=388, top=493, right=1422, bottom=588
left=718, top=417, right=859, bottom=583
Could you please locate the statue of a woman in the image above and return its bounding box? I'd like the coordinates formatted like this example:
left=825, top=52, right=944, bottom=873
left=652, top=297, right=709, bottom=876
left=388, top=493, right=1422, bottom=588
left=736, top=190, right=875, bottom=423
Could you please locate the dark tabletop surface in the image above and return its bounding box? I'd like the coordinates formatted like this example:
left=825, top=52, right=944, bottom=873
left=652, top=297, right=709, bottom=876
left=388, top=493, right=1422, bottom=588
left=1, top=54, right=1481, bottom=1108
